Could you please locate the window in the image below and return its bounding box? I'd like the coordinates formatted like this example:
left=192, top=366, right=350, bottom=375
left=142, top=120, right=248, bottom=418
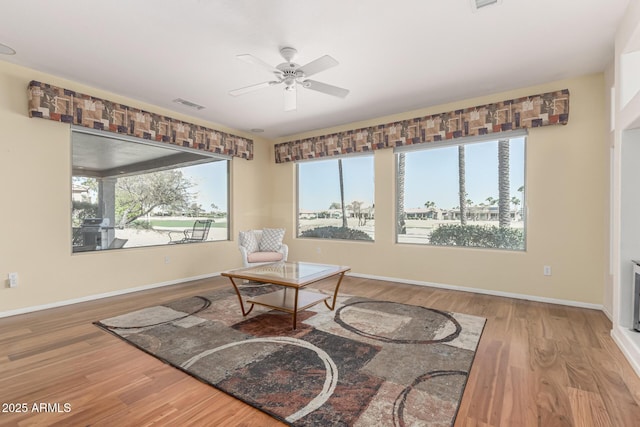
left=71, top=127, right=229, bottom=252
left=396, top=134, right=525, bottom=250
left=297, top=155, right=374, bottom=241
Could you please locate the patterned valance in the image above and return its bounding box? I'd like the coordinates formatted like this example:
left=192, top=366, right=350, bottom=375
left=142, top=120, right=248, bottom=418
left=27, top=81, right=253, bottom=160
left=274, top=89, right=569, bottom=163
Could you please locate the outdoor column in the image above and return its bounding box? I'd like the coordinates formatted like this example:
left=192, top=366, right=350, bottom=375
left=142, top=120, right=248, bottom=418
left=99, top=177, right=117, bottom=248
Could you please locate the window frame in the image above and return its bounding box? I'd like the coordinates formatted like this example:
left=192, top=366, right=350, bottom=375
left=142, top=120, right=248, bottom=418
left=394, top=129, right=527, bottom=251
left=70, top=126, right=231, bottom=252
left=296, top=153, right=375, bottom=242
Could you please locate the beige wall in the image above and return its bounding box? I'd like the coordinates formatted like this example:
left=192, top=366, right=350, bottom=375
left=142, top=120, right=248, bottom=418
left=270, top=73, right=608, bottom=305
left=0, top=61, right=272, bottom=314
left=0, top=60, right=608, bottom=314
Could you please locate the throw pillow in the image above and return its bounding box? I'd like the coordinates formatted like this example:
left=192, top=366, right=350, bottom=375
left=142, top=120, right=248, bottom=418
left=239, top=230, right=259, bottom=254
left=259, top=228, right=285, bottom=252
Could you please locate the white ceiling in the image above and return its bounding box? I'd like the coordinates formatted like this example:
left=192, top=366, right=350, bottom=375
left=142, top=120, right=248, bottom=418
left=0, top=0, right=629, bottom=139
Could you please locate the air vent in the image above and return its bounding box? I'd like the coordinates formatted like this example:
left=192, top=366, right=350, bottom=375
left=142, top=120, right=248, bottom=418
left=172, top=98, right=205, bottom=110
left=471, top=0, right=501, bottom=11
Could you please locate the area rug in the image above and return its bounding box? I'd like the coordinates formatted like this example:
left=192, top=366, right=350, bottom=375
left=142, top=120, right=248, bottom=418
left=95, top=285, right=485, bottom=426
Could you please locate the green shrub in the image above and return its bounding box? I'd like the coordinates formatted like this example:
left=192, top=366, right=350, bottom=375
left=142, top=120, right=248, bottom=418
left=71, top=200, right=99, bottom=226
left=300, top=226, right=373, bottom=241
left=429, top=224, right=524, bottom=250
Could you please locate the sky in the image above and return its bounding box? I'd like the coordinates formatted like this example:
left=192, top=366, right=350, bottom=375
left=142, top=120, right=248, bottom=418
left=298, top=156, right=375, bottom=211
left=403, top=137, right=525, bottom=209
left=297, top=137, right=525, bottom=212
left=183, top=160, right=228, bottom=211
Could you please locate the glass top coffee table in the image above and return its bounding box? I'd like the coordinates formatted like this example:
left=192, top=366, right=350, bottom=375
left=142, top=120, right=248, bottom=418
left=221, top=261, right=350, bottom=330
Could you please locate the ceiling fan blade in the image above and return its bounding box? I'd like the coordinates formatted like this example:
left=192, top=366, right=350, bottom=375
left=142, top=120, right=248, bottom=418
left=297, top=55, right=339, bottom=77
left=302, top=79, right=350, bottom=98
left=284, top=86, right=297, bottom=111
left=236, top=54, right=283, bottom=77
left=228, top=81, right=277, bottom=97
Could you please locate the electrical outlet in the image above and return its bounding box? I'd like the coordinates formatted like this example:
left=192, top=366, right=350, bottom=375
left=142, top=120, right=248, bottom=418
left=164, top=256, right=171, bottom=265
left=8, top=272, right=18, bottom=287
left=543, top=265, right=552, bottom=276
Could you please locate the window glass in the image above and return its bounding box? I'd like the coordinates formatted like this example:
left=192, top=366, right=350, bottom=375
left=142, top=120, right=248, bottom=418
left=397, top=137, right=525, bottom=250
left=297, top=155, right=374, bottom=241
left=71, top=129, right=229, bottom=252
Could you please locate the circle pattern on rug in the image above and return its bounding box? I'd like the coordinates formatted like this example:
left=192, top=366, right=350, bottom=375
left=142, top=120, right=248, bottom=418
left=393, top=370, right=467, bottom=427
left=335, top=300, right=461, bottom=344
left=99, top=296, right=211, bottom=330
left=181, top=336, right=338, bottom=422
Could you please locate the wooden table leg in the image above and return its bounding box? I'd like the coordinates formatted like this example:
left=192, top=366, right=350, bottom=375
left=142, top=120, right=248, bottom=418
left=292, top=288, right=299, bottom=330
left=324, top=271, right=346, bottom=310
left=228, top=277, right=254, bottom=316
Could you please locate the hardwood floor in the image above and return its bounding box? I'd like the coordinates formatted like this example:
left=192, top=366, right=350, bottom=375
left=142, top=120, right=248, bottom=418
left=1, top=275, right=639, bottom=426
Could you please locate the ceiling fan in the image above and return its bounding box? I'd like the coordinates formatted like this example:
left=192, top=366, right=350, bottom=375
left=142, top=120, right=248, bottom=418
left=229, top=47, right=349, bottom=111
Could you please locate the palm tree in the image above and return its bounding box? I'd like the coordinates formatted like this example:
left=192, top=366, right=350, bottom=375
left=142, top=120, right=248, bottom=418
left=338, top=159, right=347, bottom=228
left=397, top=153, right=407, bottom=234
left=458, top=146, right=467, bottom=225
left=498, top=139, right=510, bottom=228
left=424, top=201, right=436, bottom=208
left=485, top=196, right=497, bottom=206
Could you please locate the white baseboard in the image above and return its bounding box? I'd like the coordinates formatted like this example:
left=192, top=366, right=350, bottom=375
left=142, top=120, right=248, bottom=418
left=348, top=272, right=605, bottom=311
left=0, top=272, right=220, bottom=319
left=611, top=326, right=640, bottom=377
left=1, top=271, right=605, bottom=319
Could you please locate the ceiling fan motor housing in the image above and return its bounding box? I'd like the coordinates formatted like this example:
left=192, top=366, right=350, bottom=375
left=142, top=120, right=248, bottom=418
left=278, top=65, right=302, bottom=89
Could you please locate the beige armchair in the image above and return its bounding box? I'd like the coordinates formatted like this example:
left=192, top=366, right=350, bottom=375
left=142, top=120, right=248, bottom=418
left=238, top=229, right=288, bottom=268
